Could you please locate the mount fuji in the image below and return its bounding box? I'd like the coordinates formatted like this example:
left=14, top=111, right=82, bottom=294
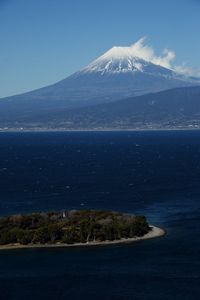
left=0, top=42, right=199, bottom=130
left=0, top=43, right=197, bottom=107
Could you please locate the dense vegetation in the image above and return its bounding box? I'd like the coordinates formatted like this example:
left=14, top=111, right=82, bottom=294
left=0, top=210, right=150, bottom=246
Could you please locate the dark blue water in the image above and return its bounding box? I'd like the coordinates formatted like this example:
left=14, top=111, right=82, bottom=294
left=0, top=131, right=200, bottom=300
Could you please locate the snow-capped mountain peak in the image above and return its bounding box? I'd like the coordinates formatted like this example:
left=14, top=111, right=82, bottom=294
left=83, top=45, right=151, bottom=74
left=82, top=44, right=175, bottom=76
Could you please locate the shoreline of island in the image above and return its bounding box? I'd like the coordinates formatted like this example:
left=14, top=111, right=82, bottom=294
left=0, top=225, right=166, bottom=251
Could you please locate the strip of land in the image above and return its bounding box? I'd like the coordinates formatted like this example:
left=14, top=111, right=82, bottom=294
left=0, top=226, right=165, bottom=251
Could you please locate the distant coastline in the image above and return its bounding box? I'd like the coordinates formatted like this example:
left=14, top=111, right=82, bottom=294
left=0, top=128, right=200, bottom=133
left=0, top=226, right=165, bottom=251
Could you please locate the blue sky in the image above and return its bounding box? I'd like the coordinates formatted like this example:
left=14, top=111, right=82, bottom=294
left=0, top=0, right=200, bottom=97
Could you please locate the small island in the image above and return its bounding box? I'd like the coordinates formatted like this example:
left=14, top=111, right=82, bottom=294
left=0, top=210, right=165, bottom=250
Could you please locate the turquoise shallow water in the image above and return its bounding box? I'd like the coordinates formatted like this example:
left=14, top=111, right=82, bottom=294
left=0, top=131, right=200, bottom=299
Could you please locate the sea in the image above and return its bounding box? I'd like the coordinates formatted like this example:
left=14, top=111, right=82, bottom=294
left=0, top=130, right=199, bottom=300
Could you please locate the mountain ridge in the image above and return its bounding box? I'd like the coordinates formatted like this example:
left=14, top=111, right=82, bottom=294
left=0, top=86, right=200, bottom=130
left=39, top=85, right=200, bottom=130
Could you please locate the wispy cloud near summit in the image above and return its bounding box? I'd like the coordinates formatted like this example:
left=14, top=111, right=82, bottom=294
left=129, top=38, right=175, bottom=70
left=131, top=38, right=200, bottom=77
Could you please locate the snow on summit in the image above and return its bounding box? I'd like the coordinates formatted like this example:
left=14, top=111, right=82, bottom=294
left=97, top=45, right=144, bottom=60
left=84, top=46, right=148, bottom=74
left=83, top=38, right=177, bottom=75
left=84, top=42, right=153, bottom=74
left=82, top=38, right=200, bottom=78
